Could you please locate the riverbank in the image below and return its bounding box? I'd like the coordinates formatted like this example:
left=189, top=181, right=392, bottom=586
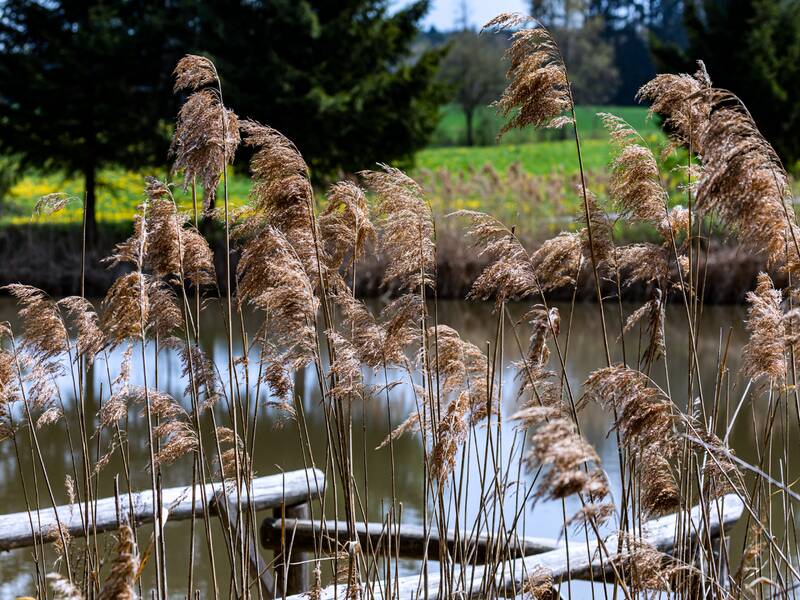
left=0, top=221, right=773, bottom=303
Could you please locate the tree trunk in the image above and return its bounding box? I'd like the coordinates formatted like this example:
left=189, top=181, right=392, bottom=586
left=465, top=107, right=475, bottom=146
left=83, top=167, right=98, bottom=245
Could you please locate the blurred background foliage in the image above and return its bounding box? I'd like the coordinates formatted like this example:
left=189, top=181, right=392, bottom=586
left=0, top=0, right=797, bottom=232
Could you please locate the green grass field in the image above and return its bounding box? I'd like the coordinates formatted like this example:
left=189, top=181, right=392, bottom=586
left=416, top=138, right=617, bottom=175
left=430, top=104, right=659, bottom=146
left=2, top=104, right=667, bottom=225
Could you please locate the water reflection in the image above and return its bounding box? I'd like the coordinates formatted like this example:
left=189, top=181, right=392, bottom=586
left=0, top=297, right=784, bottom=597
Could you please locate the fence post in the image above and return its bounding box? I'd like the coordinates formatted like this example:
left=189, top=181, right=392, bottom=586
left=273, top=502, right=310, bottom=598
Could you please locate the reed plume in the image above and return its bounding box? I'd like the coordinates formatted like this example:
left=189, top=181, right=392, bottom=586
left=514, top=306, right=563, bottom=409
left=143, top=178, right=216, bottom=287
left=621, top=290, right=665, bottom=369
left=431, top=390, right=469, bottom=485
left=614, top=243, right=671, bottom=288
left=581, top=365, right=678, bottom=515
left=741, top=272, right=785, bottom=383
left=454, top=210, right=537, bottom=301
left=171, top=56, right=239, bottom=210
left=57, top=297, right=103, bottom=366
left=637, top=61, right=712, bottom=152
left=319, top=181, right=376, bottom=271
left=361, top=166, right=434, bottom=292
left=514, top=407, right=608, bottom=501
left=98, top=524, right=138, bottom=600
left=695, top=93, right=796, bottom=269
left=237, top=226, right=319, bottom=397
left=4, top=285, right=67, bottom=360
left=483, top=13, right=573, bottom=133
left=522, top=566, right=556, bottom=600
left=240, top=120, right=322, bottom=283
left=600, top=112, right=669, bottom=233
left=47, top=573, right=82, bottom=600
left=334, top=292, right=420, bottom=368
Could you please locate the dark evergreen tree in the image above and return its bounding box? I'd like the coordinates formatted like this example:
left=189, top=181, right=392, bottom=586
left=0, top=1, right=183, bottom=238
left=0, top=0, right=445, bottom=233
left=192, top=0, right=445, bottom=178
left=651, top=0, right=800, bottom=167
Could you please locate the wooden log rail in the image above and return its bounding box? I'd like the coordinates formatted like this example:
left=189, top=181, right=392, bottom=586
left=0, top=467, right=324, bottom=552
left=280, top=494, right=745, bottom=600
left=261, top=518, right=564, bottom=561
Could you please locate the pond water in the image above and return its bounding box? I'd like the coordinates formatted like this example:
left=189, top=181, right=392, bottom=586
left=0, top=297, right=785, bottom=597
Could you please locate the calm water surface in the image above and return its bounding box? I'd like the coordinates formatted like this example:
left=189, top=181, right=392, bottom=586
left=0, top=298, right=785, bottom=597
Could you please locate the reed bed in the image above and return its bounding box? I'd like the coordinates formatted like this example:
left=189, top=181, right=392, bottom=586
left=3, top=11, right=800, bottom=600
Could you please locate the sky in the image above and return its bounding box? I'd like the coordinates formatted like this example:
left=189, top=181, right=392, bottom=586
left=394, top=0, right=529, bottom=31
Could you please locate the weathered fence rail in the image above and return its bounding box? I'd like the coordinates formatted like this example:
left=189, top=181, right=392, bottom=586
left=0, top=467, right=324, bottom=552
left=281, top=494, right=745, bottom=600
left=262, top=518, right=563, bottom=561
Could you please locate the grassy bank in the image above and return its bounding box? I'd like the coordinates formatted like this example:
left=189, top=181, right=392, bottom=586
left=3, top=136, right=652, bottom=225
left=430, top=103, right=660, bottom=146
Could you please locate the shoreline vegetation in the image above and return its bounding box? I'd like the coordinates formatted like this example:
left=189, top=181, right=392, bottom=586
left=0, top=220, right=779, bottom=303
left=4, top=13, right=800, bottom=600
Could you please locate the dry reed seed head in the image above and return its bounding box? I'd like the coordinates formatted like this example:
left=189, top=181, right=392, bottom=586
left=319, top=181, right=376, bottom=270
left=46, top=521, right=71, bottom=560
left=431, top=390, right=470, bottom=485
left=240, top=120, right=324, bottom=284
left=163, top=338, right=222, bottom=409
left=566, top=501, right=616, bottom=530
left=236, top=227, right=319, bottom=390
left=57, top=296, right=103, bottom=366
left=264, top=400, right=297, bottom=430
left=99, top=345, right=133, bottom=426
left=173, top=54, right=218, bottom=92
left=141, top=181, right=182, bottom=278
left=98, top=523, right=138, bottom=600
left=695, top=100, right=796, bottom=270
left=637, top=61, right=712, bottom=149
left=216, top=426, right=247, bottom=479
left=696, top=430, right=740, bottom=499
left=528, top=416, right=607, bottom=500
left=483, top=13, right=573, bottom=133
left=622, top=290, right=666, bottom=368
left=27, top=359, right=60, bottom=413
left=530, top=231, right=582, bottom=292
left=614, top=532, right=679, bottom=594
left=4, top=284, right=68, bottom=360
left=578, top=188, right=614, bottom=265
left=666, top=205, right=691, bottom=237
left=64, top=474, right=76, bottom=508
left=327, top=331, right=364, bottom=400
left=377, top=408, right=423, bottom=450
left=36, top=406, right=62, bottom=429
left=614, top=243, right=671, bottom=288
left=361, top=165, right=435, bottom=292
left=107, top=210, right=147, bottom=269
left=742, top=273, right=786, bottom=383
left=581, top=365, right=677, bottom=456
left=600, top=113, right=669, bottom=233
left=333, top=291, right=420, bottom=368
left=100, top=272, right=148, bottom=346
left=34, top=192, right=78, bottom=216
left=523, top=305, right=559, bottom=370
left=454, top=210, right=537, bottom=302
left=424, top=325, right=493, bottom=424
left=522, top=565, right=557, bottom=599
left=639, top=446, right=680, bottom=516
left=47, top=573, right=83, bottom=600
left=154, top=420, right=198, bottom=467
left=513, top=306, right=563, bottom=409
left=145, top=278, right=183, bottom=339
left=170, top=89, right=240, bottom=210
